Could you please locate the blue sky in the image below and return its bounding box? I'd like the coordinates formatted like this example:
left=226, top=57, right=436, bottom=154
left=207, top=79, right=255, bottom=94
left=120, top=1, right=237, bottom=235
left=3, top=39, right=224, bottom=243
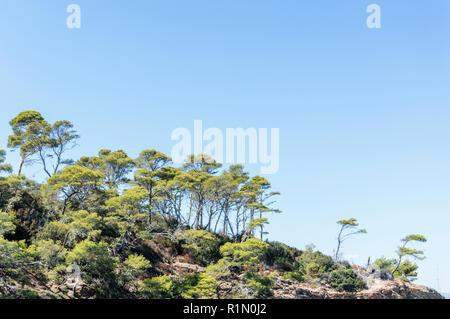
left=0, top=1, right=449, bottom=291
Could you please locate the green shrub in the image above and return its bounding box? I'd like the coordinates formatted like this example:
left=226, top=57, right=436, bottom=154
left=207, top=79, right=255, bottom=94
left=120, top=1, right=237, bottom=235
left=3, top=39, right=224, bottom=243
left=206, top=238, right=270, bottom=280
left=15, top=288, right=40, bottom=299
left=180, top=229, right=224, bottom=265
left=328, top=268, right=364, bottom=292
left=243, top=271, right=274, bottom=298
left=296, top=248, right=336, bottom=278
left=31, top=239, right=67, bottom=269
left=120, top=254, right=151, bottom=289
left=141, top=275, right=178, bottom=299
left=0, top=211, right=15, bottom=236
left=65, top=239, right=117, bottom=296
left=47, top=264, right=69, bottom=284
left=0, top=237, right=31, bottom=277
left=181, top=273, right=218, bottom=299
left=205, top=257, right=234, bottom=279
left=374, top=257, right=396, bottom=271
left=395, top=260, right=419, bottom=282
left=220, top=238, right=269, bottom=270
left=36, top=221, right=69, bottom=244
left=263, top=242, right=298, bottom=270
left=373, top=257, right=418, bottom=282
left=281, top=271, right=305, bottom=282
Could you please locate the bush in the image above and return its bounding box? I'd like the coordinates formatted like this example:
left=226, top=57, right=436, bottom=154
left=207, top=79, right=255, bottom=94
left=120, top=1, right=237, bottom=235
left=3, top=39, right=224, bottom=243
left=0, top=211, right=15, bottom=236
left=395, top=260, right=419, bottom=282
left=65, top=239, right=117, bottom=296
left=0, top=237, right=31, bottom=277
left=36, top=221, right=69, bottom=245
left=296, top=248, right=336, bottom=278
left=373, top=257, right=418, bottom=282
left=205, top=257, right=234, bottom=279
left=181, top=273, right=218, bottom=299
left=141, top=275, right=178, bottom=299
left=243, top=271, right=274, bottom=298
left=120, top=254, right=151, bottom=289
left=179, top=229, right=224, bottom=265
left=328, top=268, right=364, bottom=292
left=220, top=238, right=269, bottom=270
left=281, top=271, right=305, bottom=282
left=263, top=242, right=298, bottom=270
left=374, top=257, right=396, bottom=271
left=32, top=239, right=67, bottom=269
left=15, top=288, right=40, bottom=299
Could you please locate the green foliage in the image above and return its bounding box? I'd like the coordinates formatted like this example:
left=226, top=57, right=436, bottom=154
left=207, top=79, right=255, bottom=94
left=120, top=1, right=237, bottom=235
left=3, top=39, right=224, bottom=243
left=374, top=257, right=396, bottom=271
left=31, top=239, right=67, bottom=268
left=65, top=210, right=102, bottom=244
left=395, top=260, right=419, bottom=282
left=281, top=271, right=305, bottom=282
left=205, top=257, right=234, bottom=279
left=219, top=238, right=269, bottom=270
left=335, top=218, right=366, bottom=260
left=374, top=257, right=419, bottom=282
left=242, top=218, right=268, bottom=242
left=47, top=165, right=104, bottom=213
left=120, top=254, right=151, bottom=289
left=97, top=149, right=136, bottom=189
left=0, top=211, right=16, bottom=236
left=105, top=186, right=149, bottom=221
left=141, top=275, right=178, bottom=299
left=66, top=240, right=117, bottom=296
left=8, top=111, right=78, bottom=177
left=36, top=210, right=102, bottom=248
left=0, top=111, right=433, bottom=298
left=36, top=221, right=70, bottom=244
left=7, top=111, right=45, bottom=175
left=243, top=271, right=274, bottom=297
left=0, top=150, right=12, bottom=175
left=263, top=241, right=298, bottom=270
left=182, top=154, right=222, bottom=174
left=296, top=247, right=336, bottom=278
left=180, top=273, right=218, bottom=299
left=180, top=229, right=224, bottom=265
left=392, top=234, right=427, bottom=279
left=105, top=186, right=149, bottom=249
left=328, top=268, right=364, bottom=292
left=206, top=238, right=270, bottom=280
left=0, top=237, right=32, bottom=278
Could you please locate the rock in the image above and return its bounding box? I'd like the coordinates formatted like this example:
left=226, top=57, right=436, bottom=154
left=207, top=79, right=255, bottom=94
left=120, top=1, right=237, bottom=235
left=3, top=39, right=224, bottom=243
left=268, top=272, right=444, bottom=299
left=172, top=262, right=204, bottom=275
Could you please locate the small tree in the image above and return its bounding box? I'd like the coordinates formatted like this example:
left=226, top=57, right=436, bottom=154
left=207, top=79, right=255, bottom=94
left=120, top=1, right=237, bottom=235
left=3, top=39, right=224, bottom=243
left=105, top=186, right=149, bottom=250
left=392, top=234, right=427, bottom=277
left=134, top=149, right=171, bottom=224
left=120, top=254, right=151, bottom=290
left=335, top=218, right=366, bottom=260
left=47, top=165, right=104, bottom=214
left=8, top=111, right=78, bottom=177
left=8, top=111, right=45, bottom=175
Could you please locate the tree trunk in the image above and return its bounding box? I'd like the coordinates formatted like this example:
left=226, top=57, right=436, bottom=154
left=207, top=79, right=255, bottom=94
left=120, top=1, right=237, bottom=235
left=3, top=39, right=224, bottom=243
left=18, top=158, right=25, bottom=175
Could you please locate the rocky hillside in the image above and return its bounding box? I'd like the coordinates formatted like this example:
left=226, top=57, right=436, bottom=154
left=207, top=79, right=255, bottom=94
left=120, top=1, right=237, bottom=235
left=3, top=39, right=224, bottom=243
left=270, top=275, right=443, bottom=299
left=4, top=231, right=441, bottom=300
left=154, top=235, right=444, bottom=300
left=0, top=111, right=442, bottom=300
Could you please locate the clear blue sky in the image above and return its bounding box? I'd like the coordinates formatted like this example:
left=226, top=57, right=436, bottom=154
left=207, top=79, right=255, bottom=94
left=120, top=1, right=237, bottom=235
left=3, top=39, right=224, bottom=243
left=0, top=1, right=449, bottom=291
